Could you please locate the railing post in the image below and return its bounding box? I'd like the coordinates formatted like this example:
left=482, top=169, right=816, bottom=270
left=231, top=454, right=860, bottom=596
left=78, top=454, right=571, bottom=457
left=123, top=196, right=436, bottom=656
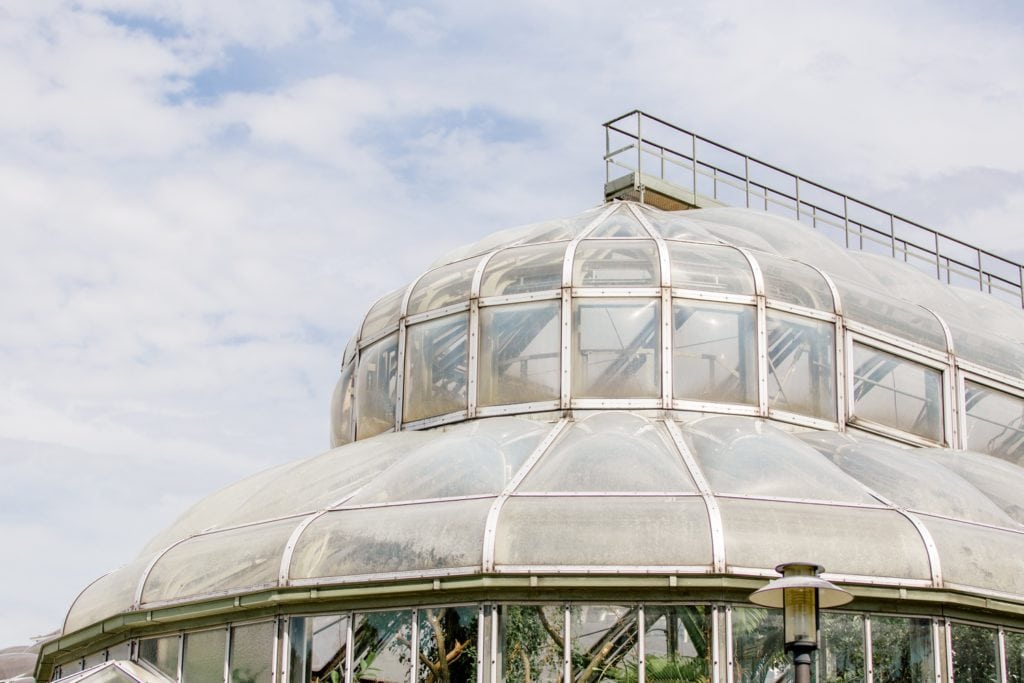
left=843, top=196, right=850, bottom=248
left=795, top=177, right=801, bottom=221
left=636, top=112, right=643, bottom=178
left=692, top=134, right=698, bottom=201
left=934, top=232, right=941, bottom=279
left=745, top=156, right=750, bottom=208
left=890, top=214, right=896, bottom=258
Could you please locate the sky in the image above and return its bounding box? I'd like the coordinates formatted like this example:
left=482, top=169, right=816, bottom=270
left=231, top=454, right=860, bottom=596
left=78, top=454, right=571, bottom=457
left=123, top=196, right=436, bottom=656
left=1, top=0, right=1023, bottom=647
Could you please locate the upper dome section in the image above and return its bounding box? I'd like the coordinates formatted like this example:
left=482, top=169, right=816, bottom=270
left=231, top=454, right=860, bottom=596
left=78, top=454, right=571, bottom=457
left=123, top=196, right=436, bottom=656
left=331, top=202, right=1024, bottom=464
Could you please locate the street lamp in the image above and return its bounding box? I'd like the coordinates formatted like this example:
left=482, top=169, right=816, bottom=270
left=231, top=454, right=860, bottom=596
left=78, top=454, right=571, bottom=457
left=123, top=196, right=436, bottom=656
left=748, top=563, right=853, bottom=683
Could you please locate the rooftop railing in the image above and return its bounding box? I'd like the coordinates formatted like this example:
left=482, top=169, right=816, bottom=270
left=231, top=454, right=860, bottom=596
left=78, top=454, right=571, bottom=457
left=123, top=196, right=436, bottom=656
left=604, top=110, right=1024, bottom=308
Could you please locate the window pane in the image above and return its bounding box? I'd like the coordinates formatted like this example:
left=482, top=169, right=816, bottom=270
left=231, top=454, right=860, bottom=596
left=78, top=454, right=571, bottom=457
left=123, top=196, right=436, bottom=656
left=767, top=311, right=836, bottom=420
left=289, top=614, right=349, bottom=683
left=408, top=257, right=481, bottom=315
left=501, top=605, right=564, bottom=682
left=673, top=301, right=756, bottom=405
left=356, top=334, right=399, bottom=438
left=404, top=314, right=469, bottom=422
left=870, top=616, right=934, bottom=683
left=479, top=301, right=560, bottom=406
left=417, top=607, right=479, bottom=682
left=139, top=636, right=179, bottom=679
left=480, top=242, right=566, bottom=297
left=361, top=287, right=406, bottom=340
left=352, top=611, right=412, bottom=683
left=950, top=623, right=998, bottom=683
left=964, top=381, right=1024, bottom=464
left=817, top=612, right=864, bottom=683
left=852, top=344, right=943, bottom=441
left=569, top=605, right=639, bottom=681
left=572, top=299, right=659, bottom=398
left=667, top=242, right=754, bottom=295
left=183, top=629, right=226, bottom=683
left=1006, top=630, right=1024, bottom=683
left=757, top=253, right=834, bottom=311
left=644, top=605, right=712, bottom=681
left=229, top=622, right=273, bottom=683
left=732, top=607, right=788, bottom=683
left=572, top=240, right=660, bottom=287
left=330, top=362, right=355, bottom=447
left=834, top=279, right=947, bottom=351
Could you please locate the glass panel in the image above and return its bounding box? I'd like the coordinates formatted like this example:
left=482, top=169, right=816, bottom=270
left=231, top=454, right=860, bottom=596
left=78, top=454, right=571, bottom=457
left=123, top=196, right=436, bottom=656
left=495, top=496, right=711, bottom=567
left=417, top=607, right=479, bottom=682
left=572, top=240, right=660, bottom=287
left=637, top=206, right=720, bottom=242
left=521, top=207, right=609, bottom=244
left=478, top=301, right=560, bottom=406
left=352, top=610, right=412, bottom=683
left=718, top=499, right=931, bottom=579
left=643, top=605, right=712, bottom=681
left=346, top=418, right=547, bottom=504
left=965, top=381, right=1024, bottom=465
left=951, top=326, right=1024, bottom=379
left=139, top=636, right=179, bottom=679
left=408, top=257, right=481, bottom=315
left=834, top=279, right=947, bottom=350
left=288, top=614, right=349, bottom=683
left=361, top=287, right=406, bottom=340
left=921, top=515, right=1024, bottom=595
left=404, top=313, right=469, bottom=422
left=767, top=311, right=836, bottom=420
left=682, top=416, right=874, bottom=503
left=673, top=301, right=757, bottom=405
left=518, top=413, right=696, bottom=493
left=587, top=211, right=649, bottom=238
left=64, top=555, right=152, bottom=634
left=920, top=448, right=1024, bottom=525
left=142, top=518, right=296, bottom=604
left=480, top=242, right=566, bottom=297
left=757, top=253, right=834, bottom=311
left=229, top=622, right=273, bottom=683
left=870, top=616, right=934, bottom=683
left=950, top=623, right=998, bottom=683
left=183, top=629, right=226, bottom=683
left=667, top=242, right=754, bottom=295
left=569, top=605, right=639, bottom=681
left=852, top=343, right=943, bottom=441
left=356, top=333, right=399, bottom=438
left=817, top=612, right=864, bottom=683
left=330, top=362, right=355, bottom=447
left=290, top=498, right=492, bottom=580
left=572, top=299, right=660, bottom=398
left=501, top=605, right=564, bottom=683
left=1006, top=630, right=1024, bottom=683
left=731, top=607, right=788, bottom=683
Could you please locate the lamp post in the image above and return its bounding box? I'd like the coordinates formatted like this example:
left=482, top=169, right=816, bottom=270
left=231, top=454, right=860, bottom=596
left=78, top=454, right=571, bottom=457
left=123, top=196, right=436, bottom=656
left=749, top=563, right=853, bottom=683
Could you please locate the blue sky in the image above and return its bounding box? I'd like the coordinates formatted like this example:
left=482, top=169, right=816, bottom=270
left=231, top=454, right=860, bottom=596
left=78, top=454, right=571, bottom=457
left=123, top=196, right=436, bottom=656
left=1, top=0, right=1023, bottom=647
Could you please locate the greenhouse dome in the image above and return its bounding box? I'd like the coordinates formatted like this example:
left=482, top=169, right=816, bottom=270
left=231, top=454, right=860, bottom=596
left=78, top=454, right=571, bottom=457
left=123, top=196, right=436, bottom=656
left=33, top=198, right=1024, bottom=683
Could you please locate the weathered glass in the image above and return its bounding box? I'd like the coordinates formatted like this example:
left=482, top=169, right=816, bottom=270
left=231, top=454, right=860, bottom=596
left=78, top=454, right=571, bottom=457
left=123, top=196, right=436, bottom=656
left=352, top=611, right=412, bottom=683
left=666, top=242, right=754, bottom=295
left=407, top=256, right=482, bottom=315
left=569, top=605, right=639, bottom=681
left=673, top=301, right=757, bottom=405
left=355, top=333, right=399, bottom=438
left=766, top=311, right=836, bottom=420
left=643, top=605, right=712, bottom=681
left=834, top=279, right=947, bottom=351
left=757, top=252, right=834, bottom=311
left=480, top=242, right=565, bottom=297
left=572, top=299, right=660, bottom=398
left=501, top=605, right=564, bottom=682
left=182, top=629, right=226, bottom=683
left=139, top=636, right=179, bottom=679
left=851, top=343, right=943, bottom=441
left=587, top=211, right=649, bottom=238
left=572, top=240, right=660, bottom=287
left=404, top=313, right=469, bottom=422
left=964, top=381, right=1024, bottom=465
left=417, top=606, right=479, bottom=683
left=288, top=614, right=349, bottom=683
left=950, top=622, right=998, bottom=683
left=330, top=362, right=355, bottom=447
left=229, top=622, right=274, bottom=683
left=870, top=616, right=934, bottom=683
left=478, top=301, right=560, bottom=406
left=922, top=515, right=1024, bottom=595
left=361, top=287, right=406, bottom=340
left=64, top=555, right=153, bottom=634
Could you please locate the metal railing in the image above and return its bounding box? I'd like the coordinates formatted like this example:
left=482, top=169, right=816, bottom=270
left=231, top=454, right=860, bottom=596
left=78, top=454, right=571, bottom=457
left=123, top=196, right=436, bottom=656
left=603, top=110, right=1024, bottom=308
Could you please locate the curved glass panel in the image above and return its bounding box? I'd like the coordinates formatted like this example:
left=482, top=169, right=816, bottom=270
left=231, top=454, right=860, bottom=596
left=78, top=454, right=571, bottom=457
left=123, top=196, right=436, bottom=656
left=230, top=621, right=274, bottom=683
left=572, top=240, right=660, bottom=287
left=346, top=418, right=547, bottom=504
left=766, top=311, right=836, bottom=420
left=290, top=498, right=491, bottom=580
left=478, top=301, right=560, bottom=406
left=921, top=448, right=1024, bottom=524
left=871, top=616, right=935, bottom=683
left=183, top=629, right=226, bottom=683
left=718, top=499, right=931, bottom=579
left=834, top=279, right=947, bottom=350
left=922, top=515, right=1024, bottom=595
left=404, top=313, right=469, bottom=422
left=494, top=496, right=711, bottom=567
left=352, top=610, right=411, bottom=683
left=407, top=257, right=481, bottom=315
left=142, top=518, right=297, bottom=604
left=964, top=381, right=1024, bottom=465
left=329, top=362, right=354, bottom=448
left=521, top=207, right=609, bottom=245
left=802, top=432, right=1018, bottom=527
left=572, top=298, right=660, bottom=398
left=417, top=607, right=479, bottom=683
left=682, top=417, right=874, bottom=503
left=342, top=334, right=357, bottom=366
left=757, top=253, right=834, bottom=311
left=667, top=242, right=754, bottom=295
left=64, top=555, right=153, bottom=634
left=518, top=413, right=696, bottom=493
left=673, top=301, right=757, bottom=405
left=355, top=333, right=399, bottom=439
left=360, top=287, right=406, bottom=341
left=479, top=242, right=566, bottom=297
left=952, top=328, right=1024, bottom=381
left=635, top=205, right=720, bottom=242
left=950, top=623, right=998, bottom=683
left=851, top=343, right=943, bottom=441
left=587, top=211, right=649, bottom=238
